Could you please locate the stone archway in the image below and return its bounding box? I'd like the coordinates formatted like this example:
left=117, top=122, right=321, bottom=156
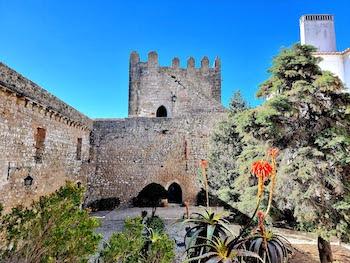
left=167, top=182, right=182, bottom=204
left=133, top=183, right=168, bottom=207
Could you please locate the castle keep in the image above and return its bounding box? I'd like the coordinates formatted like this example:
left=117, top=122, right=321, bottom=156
left=86, top=52, right=226, bottom=206
left=0, top=52, right=225, bottom=211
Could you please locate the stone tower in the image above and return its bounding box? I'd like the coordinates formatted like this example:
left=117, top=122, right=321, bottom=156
left=128, top=51, right=222, bottom=118
left=300, top=14, right=336, bottom=52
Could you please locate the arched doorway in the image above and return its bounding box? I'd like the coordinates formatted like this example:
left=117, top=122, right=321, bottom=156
left=133, top=183, right=168, bottom=207
left=156, top=105, right=167, bottom=117
left=168, top=183, right=182, bottom=204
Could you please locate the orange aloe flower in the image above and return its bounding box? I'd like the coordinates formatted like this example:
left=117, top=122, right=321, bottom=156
left=251, top=160, right=273, bottom=181
left=268, top=147, right=279, bottom=158
left=200, top=159, right=208, bottom=169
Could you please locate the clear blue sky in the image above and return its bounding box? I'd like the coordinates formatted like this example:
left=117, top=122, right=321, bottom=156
left=1, top=0, right=349, bottom=118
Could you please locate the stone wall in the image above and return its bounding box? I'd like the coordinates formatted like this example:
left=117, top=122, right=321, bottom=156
left=0, top=53, right=227, bottom=211
left=0, top=63, right=92, bottom=211
left=128, top=51, right=223, bottom=117
left=87, top=112, right=226, bottom=206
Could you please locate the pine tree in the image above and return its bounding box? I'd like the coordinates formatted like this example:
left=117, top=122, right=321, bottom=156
left=208, top=91, right=248, bottom=202
left=210, top=44, right=350, bottom=262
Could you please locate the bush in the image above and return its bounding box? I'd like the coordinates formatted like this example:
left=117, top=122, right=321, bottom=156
left=100, top=216, right=174, bottom=263
left=99, top=217, right=145, bottom=263
left=86, top=197, right=120, bottom=211
left=145, top=215, right=165, bottom=233
left=0, top=182, right=102, bottom=263
left=144, top=229, right=175, bottom=263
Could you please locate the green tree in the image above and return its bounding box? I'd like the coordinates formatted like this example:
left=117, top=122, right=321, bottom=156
left=0, top=182, right=102, bottom=263
left=210, top=44, right=350, bottom=262
left=208, top=91, right=248, bottom=203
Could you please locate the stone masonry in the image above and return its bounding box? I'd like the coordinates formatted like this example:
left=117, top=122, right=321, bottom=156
left=87, top=52, right=226, bottom=206
left=0, top=51, right=226, bottom=211
left=0, top=63, right=92, bottom=211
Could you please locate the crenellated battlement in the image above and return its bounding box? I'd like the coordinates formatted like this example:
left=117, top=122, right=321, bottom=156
left=130, top=51, right=221, bottom=72
left=128, top=51, right=222, bottom=118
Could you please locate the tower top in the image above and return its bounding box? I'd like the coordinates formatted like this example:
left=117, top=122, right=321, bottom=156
left=300, top=14, right=336, bottom=52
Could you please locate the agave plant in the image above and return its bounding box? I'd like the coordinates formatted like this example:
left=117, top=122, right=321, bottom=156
left=184, top=210, right=233, bottom=252
left=245, top=230, right=292, bottom=263
left=185, top=236, right=263, bottom=263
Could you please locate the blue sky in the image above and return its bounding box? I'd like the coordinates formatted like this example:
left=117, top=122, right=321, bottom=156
left=1, top=0, right=349, bottom=118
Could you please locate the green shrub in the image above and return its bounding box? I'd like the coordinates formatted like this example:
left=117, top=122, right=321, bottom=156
left=146, top=215, right=165, bottom=233
left=144, top=228, right=175, bottom=263
left=0, top=182, right=102, bottom=263
left=100, top=216, right=175, bottom=263
left=100, top=217, right=145, bottom=263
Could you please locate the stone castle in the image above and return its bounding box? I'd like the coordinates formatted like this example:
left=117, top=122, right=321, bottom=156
left=0, top=52, right=225, bottom=211
left=0, top=14, right=348, bottom=211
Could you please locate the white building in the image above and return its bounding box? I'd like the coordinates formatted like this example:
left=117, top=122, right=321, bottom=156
left=300, top=14, right=350, bottom=89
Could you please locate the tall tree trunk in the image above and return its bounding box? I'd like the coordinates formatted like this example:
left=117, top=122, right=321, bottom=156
left=318, top=236, right=333, bottom=263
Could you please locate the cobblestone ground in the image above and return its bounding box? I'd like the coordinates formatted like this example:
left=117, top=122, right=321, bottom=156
left=92, top=206, right=350, bottom=263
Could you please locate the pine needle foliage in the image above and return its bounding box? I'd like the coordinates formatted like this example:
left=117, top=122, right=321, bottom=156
left=209, top=44, right=350, bottom=241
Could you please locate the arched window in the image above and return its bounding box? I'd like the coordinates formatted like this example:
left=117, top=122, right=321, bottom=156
left=156, top=105, right=167, bottom=117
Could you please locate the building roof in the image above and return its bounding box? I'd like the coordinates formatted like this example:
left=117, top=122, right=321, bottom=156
left=315, top=48, right=350, bottom=56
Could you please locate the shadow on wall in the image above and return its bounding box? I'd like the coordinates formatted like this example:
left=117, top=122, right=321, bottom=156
left=85, top=197, right=120, bottom=212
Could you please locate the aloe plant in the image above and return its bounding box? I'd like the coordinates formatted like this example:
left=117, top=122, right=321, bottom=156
left=246, top=230, right=291, bottom=263
left=244, top=148, right=292, bottom=263
left=184, top=210, right=232, bottom=247
left=185, top=236, right=263, bottom=263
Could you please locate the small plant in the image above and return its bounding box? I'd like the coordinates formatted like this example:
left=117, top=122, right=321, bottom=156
left=184, top=210, right=232, bottom=250
left=144, top=228, right=175, bottom=263
left=183, top=209, right=257, bottom=262
left=185, top=236, right=263, bottom=263
left=146, top=215, right=165, bottom=233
